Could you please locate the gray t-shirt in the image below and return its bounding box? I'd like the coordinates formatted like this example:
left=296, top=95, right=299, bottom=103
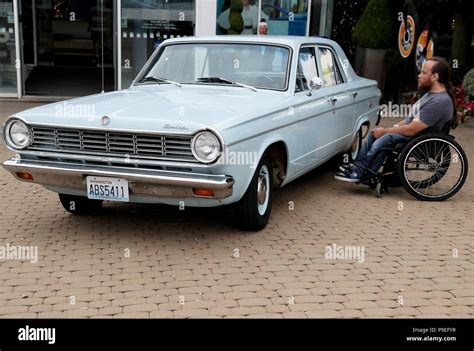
left=404, top=91, right=453, bottom=130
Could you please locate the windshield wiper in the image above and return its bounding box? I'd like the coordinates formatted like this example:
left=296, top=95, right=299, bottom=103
left=196, top=77, right=257, bottom=92
left=139, top=76, right=182, bottom=87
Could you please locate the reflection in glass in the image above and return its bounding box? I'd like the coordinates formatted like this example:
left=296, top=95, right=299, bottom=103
left=21, top=0, right=114, bottom=96
left=260, top=0, right=308, bottom=36
left=216, top=0, right=269, bottom=35
left=319, top=47, right=343, bottom=86
left=296, top=47, right=317, bottom=92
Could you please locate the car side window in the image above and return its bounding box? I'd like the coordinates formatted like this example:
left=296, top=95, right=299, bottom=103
left=318, top=47, right=344, bottom=87
left=295, top=47, right=318, bottom=93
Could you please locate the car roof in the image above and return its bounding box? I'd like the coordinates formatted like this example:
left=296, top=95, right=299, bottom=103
left=163, top=35, right=338, bottom=49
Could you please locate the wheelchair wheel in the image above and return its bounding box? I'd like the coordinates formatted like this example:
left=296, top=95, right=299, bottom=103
left=397, top=134, right=468, bottom=201
left=403, top=141, right=451, bottom=189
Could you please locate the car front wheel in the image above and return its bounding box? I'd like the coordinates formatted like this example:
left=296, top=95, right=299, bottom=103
left=59, top=193, right=103, bottom=215
left=235, top=155, right=273, bottom=231
left=350, top=127, right=362, bottom=161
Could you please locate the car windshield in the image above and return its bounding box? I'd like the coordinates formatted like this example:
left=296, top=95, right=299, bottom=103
left=137, top=43, right=291, bottom=91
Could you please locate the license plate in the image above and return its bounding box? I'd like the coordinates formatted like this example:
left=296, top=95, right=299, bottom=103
left=86, top=176, right=129, bottom=202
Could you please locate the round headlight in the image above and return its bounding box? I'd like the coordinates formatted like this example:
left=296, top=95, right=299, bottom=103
left=191, top=131, right=221, bottom=163
left=7, top=120, right=31, bottom=149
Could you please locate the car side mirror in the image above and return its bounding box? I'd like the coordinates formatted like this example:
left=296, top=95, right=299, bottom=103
left=307, top=77, right=323, bottom=96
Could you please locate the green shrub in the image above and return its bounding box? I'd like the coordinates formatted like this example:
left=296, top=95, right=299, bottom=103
left=462, top=68, right=474, bottom=99
left=228, top=0, right=243, bottom=34
left=352, top=0, right=393, bottom=49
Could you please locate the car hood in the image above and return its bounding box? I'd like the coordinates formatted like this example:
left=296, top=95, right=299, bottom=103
left=13, top=86, right=288, bottom=134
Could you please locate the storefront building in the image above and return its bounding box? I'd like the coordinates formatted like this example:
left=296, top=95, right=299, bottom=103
left=0, top=0, right=334, bottom=98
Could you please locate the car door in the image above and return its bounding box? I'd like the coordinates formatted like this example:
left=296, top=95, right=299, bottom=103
left=316, top=46, right=355, bottom=154
left=291, top=45, right=336, bottom=174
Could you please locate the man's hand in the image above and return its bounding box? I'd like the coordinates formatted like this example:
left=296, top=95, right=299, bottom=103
left=371, top=127, right=386, bottom=139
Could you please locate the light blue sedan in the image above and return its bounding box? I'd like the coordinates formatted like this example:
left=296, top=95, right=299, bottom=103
left=2, top=36, right=381, bottom=230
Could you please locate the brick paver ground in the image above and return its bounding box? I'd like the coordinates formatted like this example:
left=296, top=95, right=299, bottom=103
left=0, top=100, right=472, bottom=318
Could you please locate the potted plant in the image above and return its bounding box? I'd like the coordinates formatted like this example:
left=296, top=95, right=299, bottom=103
left=352, top=0, right=393, bottom=90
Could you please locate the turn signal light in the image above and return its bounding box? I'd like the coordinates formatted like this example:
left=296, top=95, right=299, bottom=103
left=192, top=188, right=214, bottom=197
left=16, top=172, right=34, bottom=181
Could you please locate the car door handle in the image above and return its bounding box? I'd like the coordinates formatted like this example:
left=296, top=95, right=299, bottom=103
left=328, top=98, right=338, bottom=105
left=352, top=92, right=358, bottom=99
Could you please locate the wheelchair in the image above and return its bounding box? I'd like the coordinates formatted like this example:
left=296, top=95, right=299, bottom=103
left=357, top=122, right=468, bottom=201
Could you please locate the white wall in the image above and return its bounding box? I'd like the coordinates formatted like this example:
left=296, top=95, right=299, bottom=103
left=195, top=0, right=216, bottom=36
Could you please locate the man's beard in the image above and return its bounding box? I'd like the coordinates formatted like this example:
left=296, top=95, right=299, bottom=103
left=418, top=81, right=431, bottom=94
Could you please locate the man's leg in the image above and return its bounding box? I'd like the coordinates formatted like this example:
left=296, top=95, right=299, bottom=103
left=339, top=133, right=376, bottom=171
left=354, top=133, right=410, bottom=179
left=354, top=133, right=376, bottom=163
left=336, top=133, right=377, bottom=182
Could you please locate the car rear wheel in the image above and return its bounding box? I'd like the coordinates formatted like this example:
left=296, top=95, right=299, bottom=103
left=59, top=193, right=103, bottom=215
left=235, top=155, right=273, bottom=231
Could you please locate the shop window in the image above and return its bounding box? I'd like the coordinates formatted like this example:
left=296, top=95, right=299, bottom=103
left=121, top=0, right=195, bottom=87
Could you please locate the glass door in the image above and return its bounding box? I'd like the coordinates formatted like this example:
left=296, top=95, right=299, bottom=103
left=120, top=0, right=196, bottom=88
left=22, top=0, right=114, bottom=96
left=0, top=0, right=19, bottom=96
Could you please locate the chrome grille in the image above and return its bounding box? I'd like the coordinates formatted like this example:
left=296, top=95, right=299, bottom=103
left=28, top=127, right=196, bottom=162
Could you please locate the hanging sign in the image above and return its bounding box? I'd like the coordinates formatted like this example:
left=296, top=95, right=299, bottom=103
left=415, top=29, right=434, bottom=71
left=398, top=15, right=415, bottom=58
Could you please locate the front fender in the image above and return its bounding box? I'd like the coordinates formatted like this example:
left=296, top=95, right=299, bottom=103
left=354, top=106, right=381, bottom=137
left=208, top=134, right=288, bottom=203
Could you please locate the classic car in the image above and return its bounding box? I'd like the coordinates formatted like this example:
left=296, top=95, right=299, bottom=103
left=2, top=36, right=381, bottom=230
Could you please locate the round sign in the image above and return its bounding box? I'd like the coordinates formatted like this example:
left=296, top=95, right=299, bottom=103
left=416, top=29, right=435, bottom=71
left=398, top=15, right=416, bottom=58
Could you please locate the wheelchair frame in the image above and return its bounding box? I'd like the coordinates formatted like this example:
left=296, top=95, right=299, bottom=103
left=356, top=127, right=469, bottom=201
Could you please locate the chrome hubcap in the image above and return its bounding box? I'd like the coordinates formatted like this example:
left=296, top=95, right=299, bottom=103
left=258, top=178, right=267, bottom=204
left=351, top=131, right=360, bottom=159
left=257, top=165, right=270, bottom=215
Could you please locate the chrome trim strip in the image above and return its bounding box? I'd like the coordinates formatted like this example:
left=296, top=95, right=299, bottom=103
left=3, top=115, right=207, bottom=137
left=228, top=105, right=380, bottom=147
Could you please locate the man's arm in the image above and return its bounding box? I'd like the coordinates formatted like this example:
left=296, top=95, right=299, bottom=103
left=372, top=120, right=429, bottom=138
left=393, top=119, right=408, bottom=127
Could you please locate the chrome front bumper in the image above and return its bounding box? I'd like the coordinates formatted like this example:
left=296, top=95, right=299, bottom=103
left=2, top=157, right=234, bottom=199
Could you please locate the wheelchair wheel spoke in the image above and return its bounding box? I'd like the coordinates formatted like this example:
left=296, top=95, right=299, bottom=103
left=423, top=142, right=431, bottom=162
left=434, top=143, right=448, bottom=164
